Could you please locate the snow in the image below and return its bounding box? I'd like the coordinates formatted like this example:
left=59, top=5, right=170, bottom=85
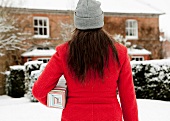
left=137, top=99, right=170, bottom=121
left=99, top=0, right=163, bottom=14
left=0, top=95, right=62, bottom=121
left=128, top=48, right=151, bottom=55
left=24, top=60, right=43, bottom=67
left=0, top=95, right=170, bottom=121
left=21, top=48, right=56, bottom=57
left=9, top=65, right=25, bottom=71
left=131, top=59, right=170, bottom=65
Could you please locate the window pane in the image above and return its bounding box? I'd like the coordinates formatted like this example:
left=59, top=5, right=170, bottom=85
left=133, top=21, right=137, bottom=28
left=34, top=28, right=38, bottom=35
left=133, top=29, right=136, bottom=36
left=132, top=29, right=135, bottom=36
left=44, top=28, right=47, bottom=35
left=34, top=19, right=38, bottom=26
left=39, top=20, right=43, bottom=26
left=130, top=29, right=133, bottom=36
left=130, top=21, right=133, bottom=27
left=39, top=28, right=43, bottom=35
left=44, top=20, right=47, bottom=26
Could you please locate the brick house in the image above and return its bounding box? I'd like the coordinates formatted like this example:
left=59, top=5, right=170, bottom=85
left=0, top=0, right=164, bottom=94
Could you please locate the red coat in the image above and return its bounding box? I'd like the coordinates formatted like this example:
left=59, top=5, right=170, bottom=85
left=32, top=42, right=138, bottom=121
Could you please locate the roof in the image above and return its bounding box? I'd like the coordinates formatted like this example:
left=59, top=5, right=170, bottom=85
left=21, top=47, right=56, bottom=57
left=128, top=48, right=152, bottom=55
left=1, top=0, right=164, bottom=15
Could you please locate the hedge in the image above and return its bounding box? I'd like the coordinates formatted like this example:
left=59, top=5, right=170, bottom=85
left=131, top=59, right=170, bottom=101
left=28, top=63, right=47, bottom=102
left=24, top=61, right=43, bottom=94
left=7, top=66, right=25, bottom=98
left=5, top=59, right=170, bottom=101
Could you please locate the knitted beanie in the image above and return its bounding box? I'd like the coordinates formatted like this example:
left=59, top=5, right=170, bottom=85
left=74, top=0, right=104, bottom=30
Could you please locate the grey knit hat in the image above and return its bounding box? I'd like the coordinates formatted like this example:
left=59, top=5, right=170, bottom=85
left=74, top=0, right=104, bottom=30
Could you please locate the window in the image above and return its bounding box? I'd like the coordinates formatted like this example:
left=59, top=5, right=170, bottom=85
left=38, top=58, right=50, bottom=63
left=126, top=20, right=138, bottom=39
left=33, top=17, right=49, bottom=38
left=131, top=56, right=144, bottom=61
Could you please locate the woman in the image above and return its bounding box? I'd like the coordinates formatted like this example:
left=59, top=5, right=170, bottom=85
left=32, top=0, right=138, bottom=121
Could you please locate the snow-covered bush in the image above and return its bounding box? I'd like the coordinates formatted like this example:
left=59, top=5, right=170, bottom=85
left=28, top=63, right=47, bottom=102
left=24, top=61, right=43, bottom=94
left=131, top=59, right=170, bottom=101
left=28, top=63, right=66, bottom=102
left=7, top=66, right=25, bottom=98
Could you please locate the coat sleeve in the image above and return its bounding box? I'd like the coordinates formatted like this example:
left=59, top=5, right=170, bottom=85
left=117, top=48, right=138, bottom=121
left=32, top=46, right=64, bottom=106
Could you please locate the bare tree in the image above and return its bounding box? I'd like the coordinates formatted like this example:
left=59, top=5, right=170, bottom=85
left=59, top=20, right=75, bottom=42
left=0, top=1, right=33, bottom=63
left=0, top=0, right=33, bottom=94
left=0, top=8, right=32, bottom=54
left=113, top=34, right=131, bottom=47
left=57, top=0, right=75, bottom=42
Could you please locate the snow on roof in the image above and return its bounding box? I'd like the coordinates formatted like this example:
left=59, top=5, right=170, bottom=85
left=1, top=0, right=164, bottom=15
left=128, top=48, right=151, bottom=55
left=21, top=47, right=56, bottom=57
left=100, top=0, right=164, bottom=15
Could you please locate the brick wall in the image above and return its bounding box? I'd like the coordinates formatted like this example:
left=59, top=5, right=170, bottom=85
left=162, top=40, right=170, bottom=58
left=104, top=14, right=161, bottom=59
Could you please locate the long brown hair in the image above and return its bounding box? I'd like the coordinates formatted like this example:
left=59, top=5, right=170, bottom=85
left=67, top=28, right=119, bottom=83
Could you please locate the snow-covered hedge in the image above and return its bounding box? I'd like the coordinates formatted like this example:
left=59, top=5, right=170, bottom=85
left=7, top=66, right=25, bottom=98
left=28, top=63, right=66, bottom=102
left=131, top=59, right=170, bottom=101
left=24, top=61, right=43, bottom=94
left=28, top=63, right=47, bottom=102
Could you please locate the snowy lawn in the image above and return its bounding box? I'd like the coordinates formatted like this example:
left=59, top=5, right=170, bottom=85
left=0, top=95, right=170, bottom=121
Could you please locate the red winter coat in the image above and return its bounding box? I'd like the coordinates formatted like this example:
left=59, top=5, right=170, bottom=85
left=32, top=42, right=138, bottom=121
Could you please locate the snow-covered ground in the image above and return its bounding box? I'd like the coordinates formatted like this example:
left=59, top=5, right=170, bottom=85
left=0, top=95, right=170, bottom=121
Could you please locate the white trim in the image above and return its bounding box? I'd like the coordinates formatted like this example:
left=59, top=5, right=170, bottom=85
left=131, top=56, right=144, bottom=61
left=125, top=19, right=138, bottom=40
left=33, top=17, right=50, bottom=38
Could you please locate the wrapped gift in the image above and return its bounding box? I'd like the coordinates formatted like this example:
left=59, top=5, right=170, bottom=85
left=47, top=86, right=67, bottom=109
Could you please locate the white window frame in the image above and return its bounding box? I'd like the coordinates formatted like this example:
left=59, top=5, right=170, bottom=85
left=37, top=58, right=50, bottom=63
left=125, top=19, right=138, bottom=40
left=131, top=56, right=144, bottom=61
left=33, top=17, right=50, bottom=38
